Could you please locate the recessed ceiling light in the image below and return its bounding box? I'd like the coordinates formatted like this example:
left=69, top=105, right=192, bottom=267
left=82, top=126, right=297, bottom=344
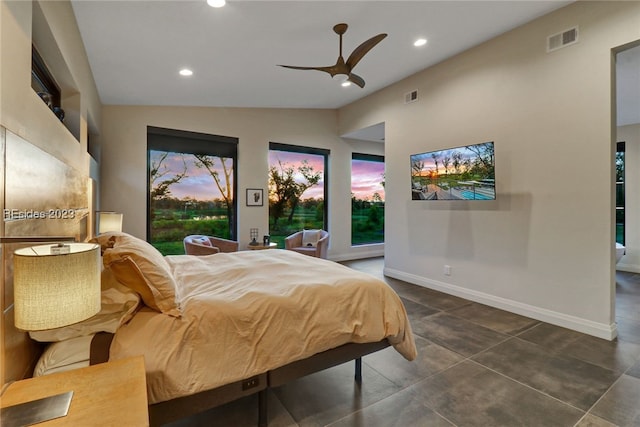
left=414, top=38, right=427, bottom=47
left=341, top=81, right=352, bottom=87
left=179, top=68, right=193, bottom=77
left=207, top=0, right=225, bottom=7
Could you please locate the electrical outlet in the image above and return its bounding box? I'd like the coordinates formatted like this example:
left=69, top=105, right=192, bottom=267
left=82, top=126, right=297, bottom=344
left=444, top=265, right=451, bottom=276
left=241, top=376, right=260, bottom=390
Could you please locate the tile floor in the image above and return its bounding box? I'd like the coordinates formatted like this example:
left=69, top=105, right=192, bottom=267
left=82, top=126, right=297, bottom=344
left=170, top=258, right=640, bottom=427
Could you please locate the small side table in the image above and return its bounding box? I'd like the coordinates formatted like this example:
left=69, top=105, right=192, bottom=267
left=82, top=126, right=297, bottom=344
left=247, top=242, right=278, bottom=250
left=1, top=356, right=148, bottom=426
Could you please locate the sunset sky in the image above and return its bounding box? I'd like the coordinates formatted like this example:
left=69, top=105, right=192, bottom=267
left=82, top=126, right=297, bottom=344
left=411, top=142, right=493, bottom=177
left=150, top=150, right=385, bottom=202
left=351, top=159, right=385, bottom=200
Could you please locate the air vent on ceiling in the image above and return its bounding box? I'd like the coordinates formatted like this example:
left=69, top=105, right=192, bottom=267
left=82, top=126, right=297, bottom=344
left=547, top=26, right=578, bottom=52
left=404, top=90, right=418, bottom=104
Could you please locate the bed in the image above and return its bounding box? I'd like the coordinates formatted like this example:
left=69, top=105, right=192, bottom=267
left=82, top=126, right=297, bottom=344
left=32, top=232, right=417, bottom=426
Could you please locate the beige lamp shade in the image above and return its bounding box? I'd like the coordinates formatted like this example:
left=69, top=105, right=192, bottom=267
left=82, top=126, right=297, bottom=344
left=98, top=211, right=123, bottom=234
left=13, top=243, right=101, bottom=331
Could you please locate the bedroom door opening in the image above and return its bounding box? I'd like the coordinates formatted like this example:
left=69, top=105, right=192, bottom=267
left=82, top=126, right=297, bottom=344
left=147, top=126, right=238, bottom=255
left=613, top=40, right=640, bottom=328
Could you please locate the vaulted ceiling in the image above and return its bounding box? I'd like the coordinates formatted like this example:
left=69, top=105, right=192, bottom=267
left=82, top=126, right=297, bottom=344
left=71, top=1, right=574, bottom=110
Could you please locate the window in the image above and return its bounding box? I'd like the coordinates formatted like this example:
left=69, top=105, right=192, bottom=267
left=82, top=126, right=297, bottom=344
left=268, top=142, right=328, bottom=247
left=147, top=126, right=238, bottom=255
left=31, top=45, right=63, bottom=120
left=616, top=141, right=625, bottom=245
left=351, top=154, right=385, bottom=245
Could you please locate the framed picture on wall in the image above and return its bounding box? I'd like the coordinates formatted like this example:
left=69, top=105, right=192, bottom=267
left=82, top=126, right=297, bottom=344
left=246, top=188, right=263, bottom=206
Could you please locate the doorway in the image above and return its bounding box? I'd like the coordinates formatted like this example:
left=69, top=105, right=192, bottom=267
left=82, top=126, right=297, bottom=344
left=614, top=41, right=640, bottom=334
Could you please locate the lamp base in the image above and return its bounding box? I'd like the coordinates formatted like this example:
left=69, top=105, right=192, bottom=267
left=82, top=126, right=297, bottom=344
left=1, top=391, right=73, bottom=427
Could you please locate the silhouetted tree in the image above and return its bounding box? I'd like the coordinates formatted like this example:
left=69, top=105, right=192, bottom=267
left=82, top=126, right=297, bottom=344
left=150, top=152, right=187, bottom=218
left=269, top=160, right=320, bottom=228
left=193, top=155, right=234, bottom=238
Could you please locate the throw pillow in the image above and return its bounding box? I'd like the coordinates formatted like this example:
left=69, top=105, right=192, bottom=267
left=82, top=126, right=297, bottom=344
left=192, top=236, right=212, bottom=247
left=302, top=230, right=320, bottom=248
left=102, top=232, right=181, bottom=317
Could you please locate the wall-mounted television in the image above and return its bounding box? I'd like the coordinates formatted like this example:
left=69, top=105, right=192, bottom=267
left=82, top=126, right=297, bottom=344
left=410, top=141, right=495, bottom=200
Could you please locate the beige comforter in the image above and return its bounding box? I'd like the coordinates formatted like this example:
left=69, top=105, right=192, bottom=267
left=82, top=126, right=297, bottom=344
left=110, top=250, right=416, bottom=404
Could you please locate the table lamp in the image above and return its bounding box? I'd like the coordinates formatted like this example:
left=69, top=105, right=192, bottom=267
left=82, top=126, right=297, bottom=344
left=1, top=242, right=101, bottom=426
left=97, top=211, right=123, bottom=234
left=249, top=227, right=259, bottom=246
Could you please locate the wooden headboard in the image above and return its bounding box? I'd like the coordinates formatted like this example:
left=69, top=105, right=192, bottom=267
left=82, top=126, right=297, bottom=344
left=1, top=128, right=93, bottom=386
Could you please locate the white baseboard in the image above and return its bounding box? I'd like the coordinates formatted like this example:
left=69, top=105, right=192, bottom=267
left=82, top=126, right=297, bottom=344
left=384, top=267, right=617, bottom=341
left=616, top=262, right=640, bottom=274
left=330, top=247, right=384, bottom=262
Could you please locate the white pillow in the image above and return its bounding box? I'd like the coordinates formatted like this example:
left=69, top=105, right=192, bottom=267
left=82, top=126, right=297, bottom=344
left=302, top=230, right=321, bottom=248
left=192, top=236, right=211, bottom=247
left=34, top=335, right=93, bottom=377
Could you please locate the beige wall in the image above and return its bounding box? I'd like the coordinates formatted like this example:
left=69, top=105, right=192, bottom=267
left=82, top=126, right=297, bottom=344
left=618, top=124, right=640, bottom=272
left=1, top=0, right=101, bottom=384
left=100, top=106, right=384, bottom=260
left=0, top=0, right=100, bottom=173
left=339, top=1, right=640, bottom=339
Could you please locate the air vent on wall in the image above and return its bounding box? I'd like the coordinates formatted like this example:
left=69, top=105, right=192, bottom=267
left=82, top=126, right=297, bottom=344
left=404, top=90, right=418, bottom=104
left=547, top=26, right=578, bottom=52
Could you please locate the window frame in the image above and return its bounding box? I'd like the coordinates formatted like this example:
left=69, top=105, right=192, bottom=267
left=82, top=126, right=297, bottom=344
left=268, top=142, right=330, bottom=232
left=351, top=153, right=385, bottom=246
left=147, top=126, right=239, bottom=243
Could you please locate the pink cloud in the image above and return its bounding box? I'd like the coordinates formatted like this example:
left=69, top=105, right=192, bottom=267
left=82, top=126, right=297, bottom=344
left=351, top=159, right=385, bottom=200
left=269, top=150, right=325, bottom=200
left=150, top=151, right=233, bottom=200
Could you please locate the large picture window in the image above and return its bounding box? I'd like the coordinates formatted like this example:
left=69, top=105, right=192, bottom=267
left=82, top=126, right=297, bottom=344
left=268, top=143, right=328, bottom=248
left=147, top=126, right=238, bottom=255
left=351, top=154, right=385, bottom=245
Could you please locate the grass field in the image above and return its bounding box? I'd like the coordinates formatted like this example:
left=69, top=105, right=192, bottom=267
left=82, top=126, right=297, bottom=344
left=150, top=204, right=384, bottom=255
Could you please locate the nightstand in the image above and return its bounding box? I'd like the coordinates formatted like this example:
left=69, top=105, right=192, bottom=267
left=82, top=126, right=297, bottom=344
left=1, top=356, right=148, bottom=426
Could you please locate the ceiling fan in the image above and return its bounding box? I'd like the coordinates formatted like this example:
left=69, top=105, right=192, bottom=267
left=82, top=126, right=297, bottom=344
left=278, top=23, right=387, bottom=88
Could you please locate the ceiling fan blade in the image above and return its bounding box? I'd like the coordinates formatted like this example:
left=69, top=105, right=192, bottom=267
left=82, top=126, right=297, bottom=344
left=348, top=73, right=365, bottom=88
left=278, top=65, right=334, bottom=74
left=346, top=33, right=387, bottom=70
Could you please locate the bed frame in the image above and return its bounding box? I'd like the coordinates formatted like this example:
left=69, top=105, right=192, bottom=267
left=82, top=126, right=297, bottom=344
left=90, top=332, right=390, bottom=427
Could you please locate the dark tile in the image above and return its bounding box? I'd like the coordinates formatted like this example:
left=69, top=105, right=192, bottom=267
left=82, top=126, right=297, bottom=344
left=364, top=334, right=464, bottom=387
left=627, top=358, right=640, bottom=379
left=448, top=302, right=539, bottom=335
left=411, top=312, right=509, bottom=357
left=381, top=276, right=423, bottom=296
left=412, top=360, right=584, bottom=427
left=575, top=414, right=618, bottom=427
left=616, top=316, right=640, bottom=345
left=472, top=338, right=620, bottom=411
left=393, top=284, right=472, bottom=311
left=616, top=273, right=640, bottom=324
left=591, top=374, right=640, bottom=426
left=400, top=297, right=439, bottom=324
left=516, top=322, right=584, bottom=348
left=167, top=390, right=297, bottom=427
left=327, top=386, right=453, bottom=427
left=616, top=271, right=640, bottom=292
left=616, top=296, right=640, bottom=322
left=273, top=360, right=402, bottom=427
left=519, top=323, right=640, bottom=374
